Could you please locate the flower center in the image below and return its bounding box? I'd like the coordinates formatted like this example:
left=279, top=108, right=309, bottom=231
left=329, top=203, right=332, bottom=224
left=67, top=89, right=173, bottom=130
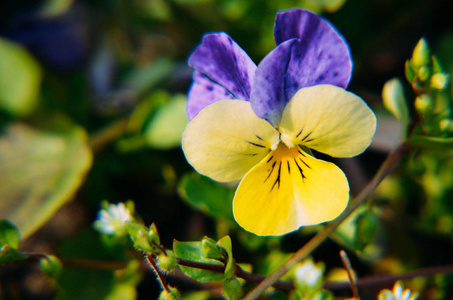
left=272, top=142, right=301, bottom=159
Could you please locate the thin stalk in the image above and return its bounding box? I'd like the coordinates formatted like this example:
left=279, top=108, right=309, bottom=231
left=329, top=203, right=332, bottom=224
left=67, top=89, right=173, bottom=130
left=340, top=250, right=360, bottom=299
left=147, top=254, right=170, bottom=292
left=243, top=143, right=407, bottom=300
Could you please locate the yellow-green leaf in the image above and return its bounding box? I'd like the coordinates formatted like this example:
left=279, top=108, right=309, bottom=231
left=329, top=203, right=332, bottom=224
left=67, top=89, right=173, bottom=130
left=144, top=94, right=188, bottom=149
left=173, top=240, right=224, bottom=283
left=0, top=244, right=28, bottom=265
left=178, top=173, right=234, bottom=221
left=382, top=78, right=409, bottom=137
left=0, top=38, right=42, bottom=116
left=0, top=119, right=92, bottom=238
left=0, top=220, right=20, bottom=249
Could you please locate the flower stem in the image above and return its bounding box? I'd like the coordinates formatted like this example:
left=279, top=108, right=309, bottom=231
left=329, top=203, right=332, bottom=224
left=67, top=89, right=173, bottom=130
left=243, top=142, right=407, bottom=300
left=340, top=250, right=360, bottom=299
left=146, top=254, right=170, bottom=292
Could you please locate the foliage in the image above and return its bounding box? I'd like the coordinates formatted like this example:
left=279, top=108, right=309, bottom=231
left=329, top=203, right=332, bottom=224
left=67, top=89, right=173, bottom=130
left=0, top=0, right=452, bottom=299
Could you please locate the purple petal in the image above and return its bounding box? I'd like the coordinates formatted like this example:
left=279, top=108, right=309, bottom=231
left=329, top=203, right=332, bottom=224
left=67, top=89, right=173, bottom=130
left=188, top=33, right=257, bottom=103
left=249, top=39, right=299, bottom=126
left=187, top=71, right=235, bottom=120
left=274, top=9, right=352, bottom=89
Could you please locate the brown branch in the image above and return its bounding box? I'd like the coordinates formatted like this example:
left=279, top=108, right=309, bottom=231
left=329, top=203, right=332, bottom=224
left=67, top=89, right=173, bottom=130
left=61, top=257, right=129, bottom=270
left=176, top=258, right=293, bottom=290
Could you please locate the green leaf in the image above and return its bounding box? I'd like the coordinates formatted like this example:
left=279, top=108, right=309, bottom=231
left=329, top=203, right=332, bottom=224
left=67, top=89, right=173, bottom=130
left=173, top=240, right=225, bottom=283
left=124, top=221, right=160, bottom=253
left=178, top=173, right=234, bottom=221
left=0, top=119, right=92, bottom=238
left=0, top=244, right=28, bottom=265
left=105, top=260, right=142, bottom=300
left=257, top=251, right=293, bottom=280
left=183, top=291, right=211, bottom=300
left=144, top=94, right=188, bottom=149
left=412, top=38, right=431, bottom=67
left=332, top=205, right=368, bottom=250
left=158, top=287, right=183, bottom=300
left=405, top=60, right=416, bottom=83
left=217, top=236, right=235, bottom=279
left=312, top=0, right=347, bottom=12
left=0, top=38, right=42, bottom=116
left=40, top=254, right=63, bottom=278
left=310, top=289, right=335, bottom=300
left=123, top=59, right=174, bottom=95
left=139, top=0, right=173, bottom=21
left=201, top=236, right=223, bottom=260
left=223, top=277, right=242, bottom=300
left=382, top=78, right=409, bottom=136
left=40, top=0, right=74, bottom=16
left=0, top=220, right=20, bottom=249
left=354, top=210, right=378, bottom=250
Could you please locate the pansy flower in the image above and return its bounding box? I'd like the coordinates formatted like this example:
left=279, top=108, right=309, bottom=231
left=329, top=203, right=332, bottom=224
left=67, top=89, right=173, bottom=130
left=182, top=9, right=376, bottom=236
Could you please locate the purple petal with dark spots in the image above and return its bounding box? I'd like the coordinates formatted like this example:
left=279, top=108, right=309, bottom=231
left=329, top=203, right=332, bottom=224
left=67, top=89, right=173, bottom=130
left=250, top=39, right=300, bottom=126
left=188, top=33, right=257, bottom=103
left=274, top=9, right=352, bottom=89
left=187, top=71, right=235, bottom=120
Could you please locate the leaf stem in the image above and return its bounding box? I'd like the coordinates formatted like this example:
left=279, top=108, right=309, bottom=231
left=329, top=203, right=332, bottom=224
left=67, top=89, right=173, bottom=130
left=243, top=143, right=407, bottom=300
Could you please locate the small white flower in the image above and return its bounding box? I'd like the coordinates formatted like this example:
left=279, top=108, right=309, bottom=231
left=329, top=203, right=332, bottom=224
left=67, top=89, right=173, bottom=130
left=94, top=202, right=132, bottom=235
left=294, top=259, right=324, bottom=295
left=378, top=281, right=419, bottom=300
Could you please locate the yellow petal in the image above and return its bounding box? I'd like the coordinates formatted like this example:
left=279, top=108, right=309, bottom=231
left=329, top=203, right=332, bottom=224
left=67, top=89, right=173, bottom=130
left=182, top=100, right=280, bottom=182
left=233, top=144, right=349, bottom=236
left=279, top=85, right=377, bottom=157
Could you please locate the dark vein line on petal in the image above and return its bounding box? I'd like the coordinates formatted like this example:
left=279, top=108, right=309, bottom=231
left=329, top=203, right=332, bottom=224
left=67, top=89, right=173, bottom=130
left=266, top=155, right=274, bottom=163
left=245, top=153, right=259, bottom=156
left=299, top=158, right=311, bottom=169
left=296, top=127, right=304, bottom=138
left=294, top=160, right=306, bottom=180
left=301, top=132, right=312, bottom=142
left=255, top=135, right=264, bottom=141
left=246, top=141, right=266, bottom=148
left=197, top=72, right=238, bottom=100
left=271, top=162, right=282, bottom=191
left=297, top=149, right=306, bottom=157
left=264, top=161, right=276, bottom=183
left=305, top=138, right=314, bottom=143
left=287, top=161, right=291, bottom=174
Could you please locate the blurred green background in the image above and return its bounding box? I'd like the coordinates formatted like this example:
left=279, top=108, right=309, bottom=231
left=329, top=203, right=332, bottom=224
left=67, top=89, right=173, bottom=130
left=0, top=0, right=452, bottom=299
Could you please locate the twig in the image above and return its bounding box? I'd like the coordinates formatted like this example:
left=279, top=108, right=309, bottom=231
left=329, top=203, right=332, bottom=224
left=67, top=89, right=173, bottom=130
left=243, top=143, right=407, bottom=300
